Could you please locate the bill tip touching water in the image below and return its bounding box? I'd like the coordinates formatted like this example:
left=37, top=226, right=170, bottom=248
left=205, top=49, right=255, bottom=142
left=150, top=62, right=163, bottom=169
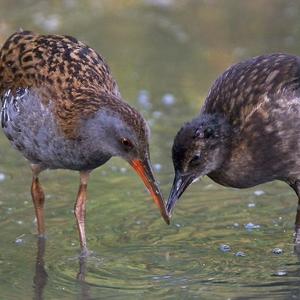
left=0, top=30, right=169, bottom=254
left=167, top=53, right=300, bottom=242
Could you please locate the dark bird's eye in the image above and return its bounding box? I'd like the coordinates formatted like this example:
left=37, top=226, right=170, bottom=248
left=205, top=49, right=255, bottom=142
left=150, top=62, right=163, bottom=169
left=121, top=138, right=133, bottom=150
left=194, top=127, right=215, bottom=139
left=190, top=154, right=201, bottom=164
left=204, top=127, right=214, bottom=138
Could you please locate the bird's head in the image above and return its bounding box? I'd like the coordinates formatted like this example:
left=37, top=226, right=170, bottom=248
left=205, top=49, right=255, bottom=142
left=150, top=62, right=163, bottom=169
left=167, top=113, right=231, bottom=216
left=87, top=96, right=169, bottom=224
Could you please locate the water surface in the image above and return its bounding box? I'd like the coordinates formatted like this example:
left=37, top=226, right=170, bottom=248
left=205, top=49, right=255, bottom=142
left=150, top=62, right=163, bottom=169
left=1, top=1, right=300, bottom=299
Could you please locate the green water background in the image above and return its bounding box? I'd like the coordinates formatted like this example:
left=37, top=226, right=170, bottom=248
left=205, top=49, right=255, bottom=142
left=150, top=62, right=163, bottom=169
left=1, top=1, right=300, bottom=299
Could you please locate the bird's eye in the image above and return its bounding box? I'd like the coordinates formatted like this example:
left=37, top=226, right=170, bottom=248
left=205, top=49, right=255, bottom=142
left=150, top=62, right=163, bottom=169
left=204, top=127, right=214, bottom=138
left=194, top=127, right=215, bottom=139
left=120, top=138, right=133, bottom=150
left=190, top=154, right=201, bottom=164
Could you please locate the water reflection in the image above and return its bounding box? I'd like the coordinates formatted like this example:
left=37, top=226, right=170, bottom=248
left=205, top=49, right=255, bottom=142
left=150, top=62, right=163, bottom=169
left=238, top=245, right=300, bottom=299
left=2, top=0, right=300, bottom=299
left=32, top=238, right=92, bottom=300
left=33, top=238, right=48, bottom=300
left=76, top=257, right=91, bottom=300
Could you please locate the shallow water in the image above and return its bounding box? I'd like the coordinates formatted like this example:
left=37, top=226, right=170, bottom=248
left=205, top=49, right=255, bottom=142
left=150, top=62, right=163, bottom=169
left=1, top=1, right=300, bottom=299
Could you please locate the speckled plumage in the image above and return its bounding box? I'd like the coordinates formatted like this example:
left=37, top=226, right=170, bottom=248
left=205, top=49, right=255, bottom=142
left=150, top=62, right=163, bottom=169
left=203, top=53, right=300, bottom=187
left=168, top=53, right=300, bottom=241
left=0, top=30, right=122, bottom=138
left=0, top=30, right=169, bottom=253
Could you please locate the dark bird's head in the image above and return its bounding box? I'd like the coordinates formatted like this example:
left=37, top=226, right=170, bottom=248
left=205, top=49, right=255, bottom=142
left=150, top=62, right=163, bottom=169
left=167, top=113, right=231, bottom=216
left=83, top=94, right=170, bottom=224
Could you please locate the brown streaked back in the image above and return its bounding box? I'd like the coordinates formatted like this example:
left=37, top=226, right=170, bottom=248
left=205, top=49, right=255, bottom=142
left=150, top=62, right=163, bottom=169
left=0, top=30, right=121, bottom=138
left=202, top=53, right=300, bottom=129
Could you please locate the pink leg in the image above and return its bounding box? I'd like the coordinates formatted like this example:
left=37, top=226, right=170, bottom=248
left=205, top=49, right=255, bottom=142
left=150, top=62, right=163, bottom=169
left=74, top=171, right=91, bottom=255
left=31, top=164, right=46, bottom=237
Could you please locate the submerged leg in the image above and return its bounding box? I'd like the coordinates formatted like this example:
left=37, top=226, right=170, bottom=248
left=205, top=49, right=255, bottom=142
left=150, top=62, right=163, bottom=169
left=33, top=237, right=48, bottom=300
left=290, top=181, right=300, bottom=243
left=74, top=170, right=91, bottom=255
left=295, top=198, right=300, bottom=244
left=31, top=164, right=46, bottom=237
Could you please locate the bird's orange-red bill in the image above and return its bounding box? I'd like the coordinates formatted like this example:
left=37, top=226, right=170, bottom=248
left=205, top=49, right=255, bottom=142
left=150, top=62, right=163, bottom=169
left=130, top=159, right=170, bottom=224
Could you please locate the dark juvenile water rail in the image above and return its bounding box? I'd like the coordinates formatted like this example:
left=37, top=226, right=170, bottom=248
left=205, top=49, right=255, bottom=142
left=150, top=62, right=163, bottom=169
left=167, top=53, right=300, bottom=243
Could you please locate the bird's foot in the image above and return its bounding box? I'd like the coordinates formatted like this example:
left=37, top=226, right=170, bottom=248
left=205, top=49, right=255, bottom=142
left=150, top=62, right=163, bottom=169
left=76, top=256, right=87, bottom=281
left=37, top=234, right=47, bottom=240
left=79, top=247, right=92, bottom=258
left=293, top=226, right=300, bottom=244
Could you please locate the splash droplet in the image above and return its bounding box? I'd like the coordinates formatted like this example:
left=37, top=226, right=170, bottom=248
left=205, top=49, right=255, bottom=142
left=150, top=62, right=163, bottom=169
left=162, top=93, right=175, bottom=106
left=235, top=251, right=246, bottom=257
left=254, top=190, right=265, bottom=196
left=245, top=222, right=260, bottom=231
left=219, top=244, right=231, bottom=252
left=0, top=173, right=6, bottom=182
left=272, top=248, right=283, bottom=255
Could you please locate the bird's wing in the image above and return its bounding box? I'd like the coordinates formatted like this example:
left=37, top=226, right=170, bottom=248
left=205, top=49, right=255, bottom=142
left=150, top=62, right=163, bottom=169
left=202, top=53, right=300, bottom=128
left=0, top=30, right=120, bottom=102
left=0, top=30, right=121, bottom=139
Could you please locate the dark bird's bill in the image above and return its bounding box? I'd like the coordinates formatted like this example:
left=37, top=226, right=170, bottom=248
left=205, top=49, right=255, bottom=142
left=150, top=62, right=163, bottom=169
left=167, top=171, right=195, bottom=216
